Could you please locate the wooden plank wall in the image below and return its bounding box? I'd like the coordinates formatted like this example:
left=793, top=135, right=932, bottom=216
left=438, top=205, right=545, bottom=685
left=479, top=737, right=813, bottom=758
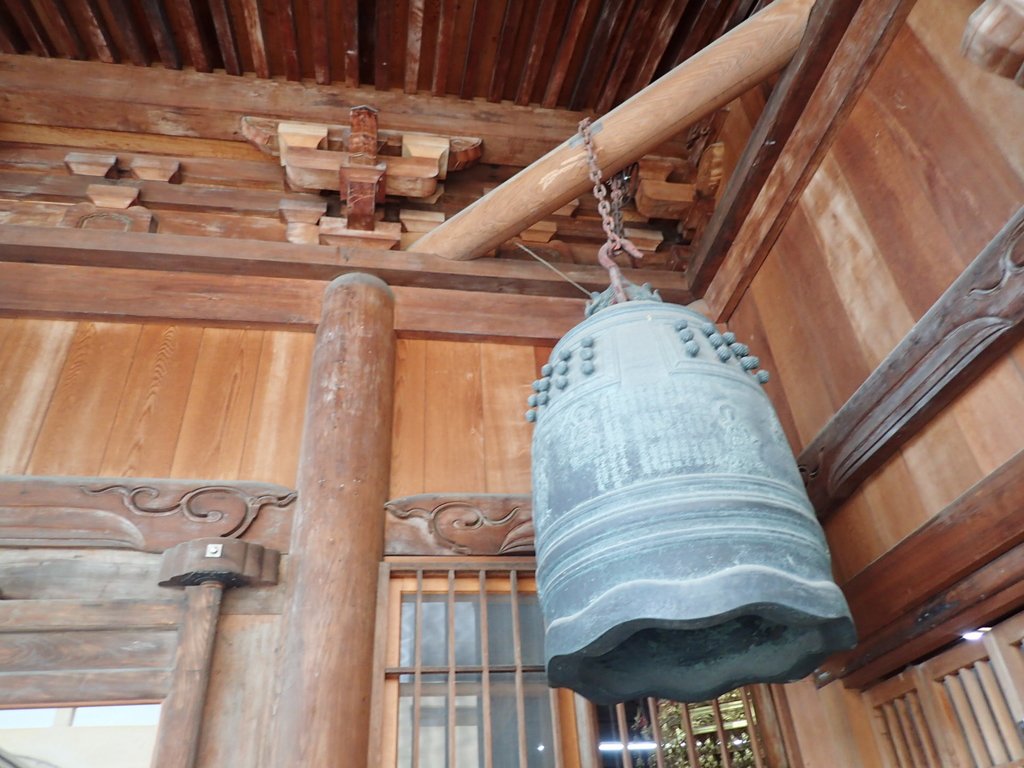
left=728, top=0, right=1024, bottom=584
left=389, top=338, right=549, bottom=498
left=0, top=315, right=305, bottom=766
left=0, top=317, right=312, bottom=486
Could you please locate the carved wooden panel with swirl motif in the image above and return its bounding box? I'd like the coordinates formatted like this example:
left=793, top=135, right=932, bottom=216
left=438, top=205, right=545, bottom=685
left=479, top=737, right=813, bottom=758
left=384, top=493, right=534, bottom=556
left=0, top=476, right=297, bottom=553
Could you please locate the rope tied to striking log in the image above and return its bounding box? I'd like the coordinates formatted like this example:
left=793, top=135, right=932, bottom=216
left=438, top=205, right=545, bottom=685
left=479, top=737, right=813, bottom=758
left=579, top=117, right=646, bottom=305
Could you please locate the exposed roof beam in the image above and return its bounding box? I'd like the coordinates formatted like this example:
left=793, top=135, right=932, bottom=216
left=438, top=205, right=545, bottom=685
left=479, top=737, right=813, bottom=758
left=800, top=206, right=1024, bottom=520
left=0, top=261, right=586, bottom=344
left=0, top=53, right=616, bottom=167
left=0, top=225, right=691, bottom=303
left=686, top=0, right=868, bottom=296
left=413, top=0, right=816, bottom=261
left=701, top=0, right=918, bottom=318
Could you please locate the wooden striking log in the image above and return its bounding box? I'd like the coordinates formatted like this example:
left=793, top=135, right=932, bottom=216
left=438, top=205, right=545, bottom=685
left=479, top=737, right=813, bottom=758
left=152, top=539, right=279, bottom=768
left=412, top=0, right=815, bottom=261
left=800, top=207, right=1024, bottom=519
left=267, top=274, right=395, bottom=767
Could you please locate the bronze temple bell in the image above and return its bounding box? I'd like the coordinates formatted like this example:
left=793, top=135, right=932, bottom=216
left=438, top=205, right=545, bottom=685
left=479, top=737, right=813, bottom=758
left=526, top=293, right=856, bottom=704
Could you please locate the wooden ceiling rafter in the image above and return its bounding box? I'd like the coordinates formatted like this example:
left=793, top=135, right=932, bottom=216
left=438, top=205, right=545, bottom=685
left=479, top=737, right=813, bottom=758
left=97, top=0, right=149, bottom=66
left=141, top=0, right=182, bottom=69
left=540, top=0, right=594, bottom=108
left=7, top=0, right=53, bottom=57
left=0, top=0, right=779, bottom=113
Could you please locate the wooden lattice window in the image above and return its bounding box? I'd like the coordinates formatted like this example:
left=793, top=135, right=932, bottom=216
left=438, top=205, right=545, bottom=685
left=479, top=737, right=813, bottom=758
left=867, top=611, right=1024, bottom=767
left=371, top=558, right=584, bottom=768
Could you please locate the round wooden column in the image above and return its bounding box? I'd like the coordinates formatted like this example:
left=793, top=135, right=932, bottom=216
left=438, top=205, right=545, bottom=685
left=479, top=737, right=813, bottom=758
left=269, top=273, right=395, bottom=767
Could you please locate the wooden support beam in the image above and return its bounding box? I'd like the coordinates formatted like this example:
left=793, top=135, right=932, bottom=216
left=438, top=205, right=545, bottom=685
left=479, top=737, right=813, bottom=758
left=835, top=547, right=1024, bottom=690
left=814, top=444, right=1024, bottom=688
left=0, top=261, right=584, bottom=343
left=541, top=0, right=596, bottom=108
left=842, top=447, right=1024, bottom=641
left=702, top=0, right=917, bottom=319
left=686, top=0, right=867, bottom=295
left=0, top=225, right=692, bottom=302
left=800, top=207, right=1024, bottom=519
left=0, top=53, right=602, bottom=167
left=240, top=0, right=269, bottom=78
left=345, top=105, right=382, bottom=231
left=412, top=0, right=816, bottom=261
left=267, top=274, right=395, bottom=767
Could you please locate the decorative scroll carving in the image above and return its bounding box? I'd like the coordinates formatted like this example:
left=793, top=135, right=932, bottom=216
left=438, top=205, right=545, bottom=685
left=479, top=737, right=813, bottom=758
left=0, top=476, right=297, bottom=553
left=799, top=207, right=1024, bottom=518
left=384, top=494, right=534, bottom=556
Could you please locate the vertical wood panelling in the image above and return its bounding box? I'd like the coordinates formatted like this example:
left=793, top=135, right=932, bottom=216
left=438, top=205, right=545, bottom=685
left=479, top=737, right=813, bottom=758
left=28, top=321, right=142, bottom=476
left=0, top=318, right=308, bottom=484
left=0, top=318, right=75, bottom=474
left=782, top=678, right=886, bottom=767
left=99, top=324, right=203, bottom=478
left=390, top=338, right=428, bottom=499
left=391, top=340, right=544, bottom=497
left=171, top=327, right=263, bottom=480
left=729, top=9, right=1024, bottom=582
left=238, top=330, right=313, bottom=486
left=422, top=340, right=485, bottom=491
left=479, top=344, right=535, bottom=494
left=197, top=614, right=281, bottom=768
left=907, top=0, right=1024, bottom=181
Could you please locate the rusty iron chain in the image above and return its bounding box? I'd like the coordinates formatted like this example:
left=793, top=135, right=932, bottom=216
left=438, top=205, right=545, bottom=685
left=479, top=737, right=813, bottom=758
left=579, top=117, right=645, bottom=304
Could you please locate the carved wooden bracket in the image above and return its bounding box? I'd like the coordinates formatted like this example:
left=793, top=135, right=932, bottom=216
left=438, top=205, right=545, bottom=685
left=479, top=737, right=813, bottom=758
left=0, top=476, right=297, bottom=553
left=241, top=115, right=484, bottom=176
left=384, top=494, right=533, bottom=556
left=64, top=151, right=117, bottom=178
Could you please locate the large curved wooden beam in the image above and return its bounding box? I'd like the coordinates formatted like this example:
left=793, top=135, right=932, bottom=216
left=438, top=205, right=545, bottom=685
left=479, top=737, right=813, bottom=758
left=412, top=0, right=816, bottom=261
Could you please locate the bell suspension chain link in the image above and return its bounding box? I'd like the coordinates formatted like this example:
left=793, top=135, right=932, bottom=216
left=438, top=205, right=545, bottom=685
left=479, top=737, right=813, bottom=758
left=579, top=118, right=646, bottom=305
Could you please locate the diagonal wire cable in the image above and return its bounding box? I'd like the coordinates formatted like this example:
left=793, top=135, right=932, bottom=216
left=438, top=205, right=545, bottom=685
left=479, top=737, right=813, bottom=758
left=515, top=242, right=593, bottom=298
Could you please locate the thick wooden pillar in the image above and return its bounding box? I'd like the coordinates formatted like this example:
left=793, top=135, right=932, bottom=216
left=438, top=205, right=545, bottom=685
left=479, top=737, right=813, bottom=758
left=268, top=273, right=396, bottom=767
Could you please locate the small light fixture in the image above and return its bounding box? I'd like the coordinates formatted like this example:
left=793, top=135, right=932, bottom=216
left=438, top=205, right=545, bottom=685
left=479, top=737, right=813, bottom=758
left=962, top=627, right=993, bottom=642
left=598, top=741, right=658, bottom=752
